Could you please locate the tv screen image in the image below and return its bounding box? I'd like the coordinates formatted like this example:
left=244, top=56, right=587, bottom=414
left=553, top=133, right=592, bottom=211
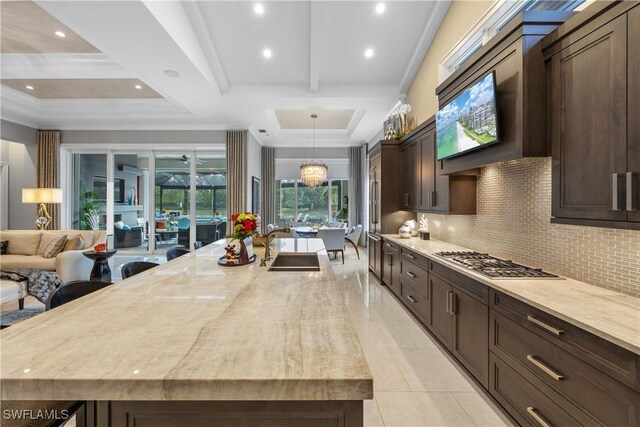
left=436, top=72, right=499, bottom=160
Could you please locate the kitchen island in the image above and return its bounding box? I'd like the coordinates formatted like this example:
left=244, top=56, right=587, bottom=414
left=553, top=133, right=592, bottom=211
left=0, top=239, right=373, bottom=426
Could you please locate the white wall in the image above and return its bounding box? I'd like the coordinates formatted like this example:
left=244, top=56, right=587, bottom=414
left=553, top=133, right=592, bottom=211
left=0, top=140, right=38, bottom=230
left=246, top=132, right=262, bottom=212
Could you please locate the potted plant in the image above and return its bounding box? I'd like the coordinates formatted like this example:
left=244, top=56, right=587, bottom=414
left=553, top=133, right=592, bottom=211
left=225, top=212, right=259, bottom=264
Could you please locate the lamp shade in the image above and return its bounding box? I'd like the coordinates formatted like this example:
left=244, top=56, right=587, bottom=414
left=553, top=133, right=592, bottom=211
left=22, top=188, right=63, bottom=204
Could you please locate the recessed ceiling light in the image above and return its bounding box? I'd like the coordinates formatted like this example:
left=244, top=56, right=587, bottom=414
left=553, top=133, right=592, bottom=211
left=134, top=84, right=142, bottom=90
left=54, top=30, right=66, bottom=38
left=25, top=85, right=34, bottom=90
left=254, top=3, right=264, bottom=15
left=164, top=69, right=180, bottom=78
left=263, top=48, right=272, bottom=59
left=364, top=48, right=374, bottom=58
left=375, top=3, right=385, bottom=14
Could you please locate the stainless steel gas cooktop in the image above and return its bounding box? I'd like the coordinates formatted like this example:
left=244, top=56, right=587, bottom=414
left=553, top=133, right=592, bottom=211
left=434, top=251, right=561, bottom=279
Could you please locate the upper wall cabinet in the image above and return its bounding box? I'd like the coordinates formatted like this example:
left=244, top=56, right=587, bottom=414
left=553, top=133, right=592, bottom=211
left=399, top=117, right=477, bottom=215
left=435, top=12, right=572, bottom=175
left=543, top=1, right=640, bottom=230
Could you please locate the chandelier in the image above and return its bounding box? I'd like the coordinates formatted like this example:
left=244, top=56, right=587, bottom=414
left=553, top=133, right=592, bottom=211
left=300, top=114, right=328, bottom=187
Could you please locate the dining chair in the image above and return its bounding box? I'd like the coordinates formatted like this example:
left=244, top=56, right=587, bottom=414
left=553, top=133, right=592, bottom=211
left=317, top=228, right=346, bottom=264
left=47, top=280, right=114, bottom=311
left=345, top=224, right=363, bottom=259
left=120, top=261, right=159, bottom=279
left=166, top=247, right=190, bottom=261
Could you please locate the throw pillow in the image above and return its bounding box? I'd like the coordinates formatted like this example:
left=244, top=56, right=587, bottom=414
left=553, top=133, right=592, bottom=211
left=0, top=240, right=7, bottom=254
left=122, top=224, right=131, bottom=230
left=63, top=234, right=84, bottom=251
left=43, top=235, right=68, bottom=258
left=114, top=221, right=125, bottom=229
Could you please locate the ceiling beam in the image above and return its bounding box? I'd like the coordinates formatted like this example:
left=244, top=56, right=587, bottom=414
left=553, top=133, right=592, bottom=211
left=182, top=1, right=230, bottom=94
left=398, top=0, right=451, bottom=94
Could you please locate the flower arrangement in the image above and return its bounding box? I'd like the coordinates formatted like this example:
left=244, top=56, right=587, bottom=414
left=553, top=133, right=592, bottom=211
left=227, top=212, right=259, bottom=241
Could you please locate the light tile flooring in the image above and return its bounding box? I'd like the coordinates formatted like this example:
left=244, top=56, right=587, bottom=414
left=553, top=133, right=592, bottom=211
left=2, top=248, right=512, bottom=427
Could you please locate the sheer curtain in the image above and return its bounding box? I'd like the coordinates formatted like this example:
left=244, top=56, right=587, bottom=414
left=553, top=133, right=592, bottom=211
left=37, top=130, right=60, bottom=229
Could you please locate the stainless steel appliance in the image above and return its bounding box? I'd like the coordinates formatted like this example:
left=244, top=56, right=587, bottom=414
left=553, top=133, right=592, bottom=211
left=434, top=251, right=561, bottom=279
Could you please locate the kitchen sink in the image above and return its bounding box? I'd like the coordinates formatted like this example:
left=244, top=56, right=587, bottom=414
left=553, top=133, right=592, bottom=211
left=268, top=252, right=320, bottom=272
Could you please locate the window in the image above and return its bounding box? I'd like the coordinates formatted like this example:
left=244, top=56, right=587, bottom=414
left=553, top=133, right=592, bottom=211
left=439, top=0, right=588, bottom=82
left=276, top=179, right=349, bottom=226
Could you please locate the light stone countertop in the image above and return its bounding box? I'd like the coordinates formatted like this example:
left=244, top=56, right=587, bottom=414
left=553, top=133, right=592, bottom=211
left=0, top=238, right=373, bottom=401
left=383, top=235, right=640, bottom=355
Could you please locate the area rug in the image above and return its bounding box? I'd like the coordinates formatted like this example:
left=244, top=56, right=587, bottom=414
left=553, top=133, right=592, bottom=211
left=0, top=307, right=44, bottom=327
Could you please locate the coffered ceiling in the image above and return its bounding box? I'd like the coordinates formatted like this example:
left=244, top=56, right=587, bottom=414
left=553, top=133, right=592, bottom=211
left=0, top=1, right=451, bottom=147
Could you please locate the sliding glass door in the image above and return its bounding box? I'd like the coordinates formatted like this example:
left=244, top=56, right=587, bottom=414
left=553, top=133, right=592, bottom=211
left=62, top=147, right=226, bottom=254
left=276, top=179, right=349, bottom=227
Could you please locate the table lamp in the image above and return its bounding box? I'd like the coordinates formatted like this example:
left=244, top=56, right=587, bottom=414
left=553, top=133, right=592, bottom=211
left=22, top=188, right=63, bottom=230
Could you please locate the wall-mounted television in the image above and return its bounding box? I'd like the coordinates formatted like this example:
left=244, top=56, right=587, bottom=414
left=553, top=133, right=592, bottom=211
left=436, top=72, right=499, bottom=161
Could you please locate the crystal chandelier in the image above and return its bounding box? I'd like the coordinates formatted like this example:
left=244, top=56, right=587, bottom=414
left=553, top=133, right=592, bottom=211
left=300, top=114, right=328, bottom=187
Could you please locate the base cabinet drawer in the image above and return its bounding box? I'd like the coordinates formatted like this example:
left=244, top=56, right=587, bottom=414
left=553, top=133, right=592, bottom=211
left=490, top=310, right=640, bottom=427
left=400, top=258, right=428, bottom=296
left=401, top=280, right=429, bottom=321
left=490, top=353, right=586, bottom=427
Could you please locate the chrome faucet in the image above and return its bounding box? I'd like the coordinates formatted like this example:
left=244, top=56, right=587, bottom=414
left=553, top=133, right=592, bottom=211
left=260, top=228, right=291, bottom=266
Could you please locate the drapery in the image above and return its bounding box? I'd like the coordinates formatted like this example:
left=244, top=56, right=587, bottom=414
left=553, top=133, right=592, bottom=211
left=348, top=145, right=367, bottom=245
left=37, top=130, right=60, bottom=229
left=260, top=146, right=276, bottom=233
left=226, top=130, right=247, bottom=234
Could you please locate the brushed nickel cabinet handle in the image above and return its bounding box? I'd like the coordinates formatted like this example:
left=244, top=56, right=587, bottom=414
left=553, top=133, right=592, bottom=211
left=527, top=315, right=564, bottom=336
left=612, top=173, right=625, bottom=210
left=384, top=243, right=392, bottom=248
left=627, top=172, right=638, bottom=211
left=407, top=295, right=417, bottom=304
left=526, top=407, right=552, bottom=427
left=450, top=292, right=456, bottom=315
left=405, top=193, right=409, bottom=205
left=407, top=271, right=417, bottom=278
left=526, top=355, right=564, bottom=381
left=405, top=253, right=416, bottom=260
left=447, top=291, right=454, bottom=315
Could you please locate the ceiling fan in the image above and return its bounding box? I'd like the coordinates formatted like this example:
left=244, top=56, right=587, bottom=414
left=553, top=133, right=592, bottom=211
left=167, top=155, right=206, bottom=165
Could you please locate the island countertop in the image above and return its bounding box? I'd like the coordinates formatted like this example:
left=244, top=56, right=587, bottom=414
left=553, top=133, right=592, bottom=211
left=382, top=234, right=640, bottom=356
left=0, top=239, right=373, bottom=401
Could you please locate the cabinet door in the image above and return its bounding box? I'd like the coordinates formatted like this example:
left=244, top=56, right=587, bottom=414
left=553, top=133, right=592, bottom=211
left=551, top=15, right=628, bottom=221
left=451, top=290, right=489, bottom=388
left=427, top=275, right=452, bottom=348
left=400, top=141, right=419, bottom=210
left=369, top=162, right=380, bottom=234
left=382, top=248, right=392, bottom=286
left=368, top=234, right=378, bottom=276
left=628, top=6, right=640, bottom=222
left=419, top=131, right=436, bottom=211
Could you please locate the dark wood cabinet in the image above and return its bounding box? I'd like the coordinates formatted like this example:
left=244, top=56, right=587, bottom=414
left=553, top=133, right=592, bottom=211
left=427, top=274, right=454, bottom=349
left=543, top=2, right=640, bottom=230
left=451, top=289, right=489, bottom=388
left=368, top=233, right=381, bottom=279
left=382, top=241, right=401, bottom=297
left=369, top=155, right=381, bottom=236
left=427, top=264, right=489, bottom=388
left=628, top=5, right=640, bottom=223
left=398, top=117, right=478, bottom=214
left=400, top=139, right=420, bottom=210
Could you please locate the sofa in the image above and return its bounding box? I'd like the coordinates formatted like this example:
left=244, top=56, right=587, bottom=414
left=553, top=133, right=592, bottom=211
left=0, top=230, right=107, bottom=308
left=114, top=222, right=143, bottom=248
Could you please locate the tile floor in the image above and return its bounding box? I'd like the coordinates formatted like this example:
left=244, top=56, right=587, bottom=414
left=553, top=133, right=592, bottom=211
left=2, top=247, right=512, bottom=427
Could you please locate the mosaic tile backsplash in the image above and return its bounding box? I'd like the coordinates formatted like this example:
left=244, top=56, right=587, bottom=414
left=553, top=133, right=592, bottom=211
left=419, top=158, right=640, bottom=297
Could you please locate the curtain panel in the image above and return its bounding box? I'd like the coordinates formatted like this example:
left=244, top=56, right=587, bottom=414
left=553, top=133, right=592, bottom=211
left=37, top=130, right=61, bottom=229
left=348, top=145, right=367, bottom=245
left=260, top=146, right=276, bottom=233
left=226, top=130, right=247, bottom=234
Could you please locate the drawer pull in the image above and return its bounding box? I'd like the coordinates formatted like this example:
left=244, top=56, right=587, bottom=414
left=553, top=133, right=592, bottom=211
left=527, top=355, right=564, bottom=381
left=527, top=315, right=564, bottom=336
left=407, top=295, right=417, bottom=304
left=405, top=253, right=416, bottom=260
left=526, top=407, right=552, bottom=427
left=384, top=243, right=392, bottom=248
left=407, top=271, right=417, bottom=278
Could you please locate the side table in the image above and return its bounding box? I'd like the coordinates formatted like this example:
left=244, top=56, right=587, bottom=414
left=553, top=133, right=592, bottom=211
left=82, top=249, right=117, bottom=282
